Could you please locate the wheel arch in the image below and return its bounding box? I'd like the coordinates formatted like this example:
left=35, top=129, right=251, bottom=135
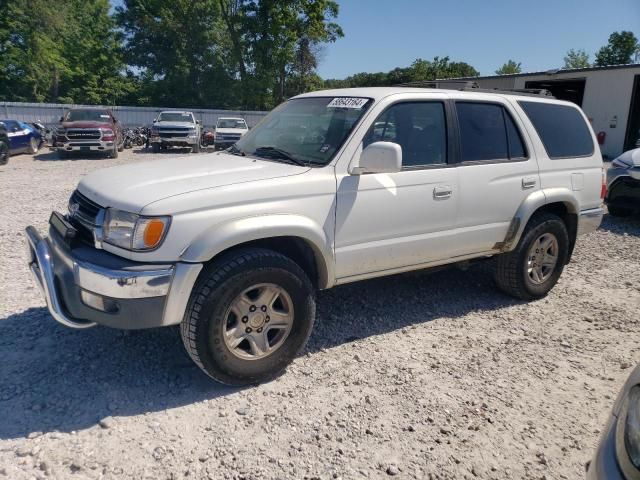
left=181, top=215, right=335, bottom=289
left=500, top=188, right=579, bottom=260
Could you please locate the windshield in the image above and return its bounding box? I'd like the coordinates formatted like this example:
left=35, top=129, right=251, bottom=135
left=234, top=97, right=372, bottom=166
left=217, top=119, right=247, bottom=129
left=65, top=110, right=111, bottom=122
left=158, top=112, right=194, bottom=123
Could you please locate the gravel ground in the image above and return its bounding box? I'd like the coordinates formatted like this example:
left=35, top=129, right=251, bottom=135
left=0, top=148, right=639, bottom=480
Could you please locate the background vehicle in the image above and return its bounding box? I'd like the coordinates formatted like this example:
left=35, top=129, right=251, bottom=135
left=25, top=87, right=604, bottom=386
left=606, top=148, right=640, bottom=217
left=123, top=126, right=147, bottom=149
left=213, top=117, right=249, bottom=150
left=54, top=109, right=124, bottom=159
left=587, top=363, right=640, bottom=479
left=0, top=119, right=43, bottom=155
left=0, top=123, right=9, bottom=165
left=150, top=111, right=201, bottom=153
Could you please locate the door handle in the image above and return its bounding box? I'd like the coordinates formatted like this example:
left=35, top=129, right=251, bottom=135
left=433, top=186, right=452, bottom=199
left=522, top=177, right=537, bottom=189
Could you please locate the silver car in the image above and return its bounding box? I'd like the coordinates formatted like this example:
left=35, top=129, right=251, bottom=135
left=587, top=364, right=640, bottom=479
left=606, top=148, right=640, bottom=217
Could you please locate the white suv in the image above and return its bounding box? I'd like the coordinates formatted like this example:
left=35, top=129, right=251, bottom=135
left=26, top=87, right=605, bottom=385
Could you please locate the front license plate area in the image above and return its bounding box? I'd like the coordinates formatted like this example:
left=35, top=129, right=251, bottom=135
left=49, top=211, right=78, bottom=245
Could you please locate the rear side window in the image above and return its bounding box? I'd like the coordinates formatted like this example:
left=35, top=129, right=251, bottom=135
left=518, top=101, right=594, bottom=159
left=456, top=102, right=527, bottom=162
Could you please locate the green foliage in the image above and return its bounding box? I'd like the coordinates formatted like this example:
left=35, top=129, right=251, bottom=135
left=563, top=49, right=590, bottom=69
left=594, top=31, right=639, bottom=66
left=495, top=60, right=522, bottom=75
left=323, top=56, right=479, bottom=88
left=0, top=0, right=127, bottom=104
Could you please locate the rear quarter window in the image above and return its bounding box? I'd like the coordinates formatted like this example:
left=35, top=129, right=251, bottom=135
left=518, top=101, right=594, bottom=159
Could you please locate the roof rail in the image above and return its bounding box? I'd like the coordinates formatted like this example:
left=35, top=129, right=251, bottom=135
left=394, top=81, right=555, bottom=98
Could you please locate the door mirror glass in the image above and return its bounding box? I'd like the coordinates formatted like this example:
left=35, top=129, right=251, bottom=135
left=352, top=141, right=402, bottom=174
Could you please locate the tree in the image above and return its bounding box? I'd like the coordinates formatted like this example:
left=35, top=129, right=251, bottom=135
left=564, top=49, right=590, bottom=69
left=0, top=0, right=131, bottom=104
left=495, top=60, right=522, bottom=75
left=594, top=31, right=639, bottom=66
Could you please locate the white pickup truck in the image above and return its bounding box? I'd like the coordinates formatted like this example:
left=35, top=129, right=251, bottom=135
left=213, top=117, right=249, bottom=150
left=26, top=87, right=604, bottom=385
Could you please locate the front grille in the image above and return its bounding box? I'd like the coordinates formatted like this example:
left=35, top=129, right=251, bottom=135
left=66, top=129, right=101, bottom=140
left=218, top=134, right=241, bottom=141
left=68, top=190, right=102, bottom=245
left=159, top=132, right=188, bottom=138
left=158, top=126, right=191, bottom=132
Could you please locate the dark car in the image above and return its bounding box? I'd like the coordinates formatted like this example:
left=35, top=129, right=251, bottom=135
left=54, top=108, right=124, bottom=159
left=0, top=119, right=43, bottom=156
left=0, top=122, right=9, bottom=165
left=588, top=364, right=640, bottom=479
left=606, top=148, right=640, bottom=217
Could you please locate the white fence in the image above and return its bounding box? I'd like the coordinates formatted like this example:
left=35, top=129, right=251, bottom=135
left=0, top=102, right=268, bottom=128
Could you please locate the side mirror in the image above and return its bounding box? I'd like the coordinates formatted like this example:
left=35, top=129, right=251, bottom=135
left=196, top=120, right=201, bottom=125
left=351, top=142, right=402, bottom=175
left=152, top=118, right=157, bottom=123
left=59, top=116, right=64, bottom=122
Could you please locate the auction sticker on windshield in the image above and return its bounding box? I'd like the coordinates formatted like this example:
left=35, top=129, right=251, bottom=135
left=327, top=97, right=369, bottom=109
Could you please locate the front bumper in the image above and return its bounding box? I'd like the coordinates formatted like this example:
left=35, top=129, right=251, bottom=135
left=577, top=207, right=605, bottom=236
left=55, top=140, right=114, bottom=152
left=25, top=225, right=202, bottom=329
left=151, top=136, right=198, bottom=147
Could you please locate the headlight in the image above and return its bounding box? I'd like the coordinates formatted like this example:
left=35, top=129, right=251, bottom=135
left=612, top=158, right=632, bottom=169
left=625, top=385, right=640, bottom=468
left=103, top=208, right=170, bottom=251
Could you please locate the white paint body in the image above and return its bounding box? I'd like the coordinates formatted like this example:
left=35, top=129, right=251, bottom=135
left=77, top=87, right=604, bottom=290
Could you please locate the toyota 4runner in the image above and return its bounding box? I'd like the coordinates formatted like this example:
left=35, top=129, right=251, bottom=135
left=26, top=88, right=605, bottom=385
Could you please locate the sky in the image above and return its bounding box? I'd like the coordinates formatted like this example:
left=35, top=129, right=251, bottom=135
left=316, top=0, right=640, bottom=78
left=110, top=0, right=639, bottom=79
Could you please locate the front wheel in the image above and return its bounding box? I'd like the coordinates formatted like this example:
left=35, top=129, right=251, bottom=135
left=0, top=142, right=8, bottom=165
left=192, top=141, right=201, bottom=153
left=28, top=137, right=40, bottom=154
left=181, top=248, right=316, bottom=385
left=493, top=212, right=569, bottom=300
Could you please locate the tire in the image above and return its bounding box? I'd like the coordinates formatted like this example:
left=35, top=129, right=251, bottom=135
left=0, top=142, right=8, bottom=165
left=493, top=212, right=569, bottom=301
left=192, top=141, right=201, bottom=153
left=109, top=142, right=118, bottom=159
left=28, top=137, right=40, bottom=154
left=57, top=150, right=68, bottom=160
left=607, top=205, right=633, bottom=217
left=118, top=141, right=124, bottom=152
left=181, top=248, right=316, bottom=386
left=152, top=143, right=160, bottom=153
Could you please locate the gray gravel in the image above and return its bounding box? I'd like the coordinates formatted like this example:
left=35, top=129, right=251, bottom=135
left=1, top=149, right=639, bottom=479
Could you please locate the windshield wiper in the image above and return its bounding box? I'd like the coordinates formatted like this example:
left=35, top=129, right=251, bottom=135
left=253, top=146, right=307, bottom=167
left=227, top=144, right=246, bottom=156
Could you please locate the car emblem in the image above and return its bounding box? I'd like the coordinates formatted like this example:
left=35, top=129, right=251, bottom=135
left=69, top=202, right=80, bottom=216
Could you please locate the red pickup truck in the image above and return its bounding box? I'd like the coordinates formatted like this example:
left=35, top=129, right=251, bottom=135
left=54, top=108, right=124, bottom=159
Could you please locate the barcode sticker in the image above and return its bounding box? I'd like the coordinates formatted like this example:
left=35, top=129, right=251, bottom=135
left=326, top=97, right=368, bottom=109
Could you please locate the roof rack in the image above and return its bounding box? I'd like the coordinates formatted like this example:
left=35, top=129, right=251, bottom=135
left=395, top=81, right=554, bottom=98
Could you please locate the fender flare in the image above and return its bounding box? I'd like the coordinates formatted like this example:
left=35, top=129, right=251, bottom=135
left=180, top=214, right=335, bottom=288
left=499, top=188, right=579, bottom=252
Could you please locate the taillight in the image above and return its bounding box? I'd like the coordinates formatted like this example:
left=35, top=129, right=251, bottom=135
left=600, top=168, right=606, bottom=200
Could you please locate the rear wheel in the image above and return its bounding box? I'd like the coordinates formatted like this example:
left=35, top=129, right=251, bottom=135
left=607, top=205, right=633, bottom=217
left=494, top=212, right=569, bottom=300
left=181, top=248, right=316, bottom=385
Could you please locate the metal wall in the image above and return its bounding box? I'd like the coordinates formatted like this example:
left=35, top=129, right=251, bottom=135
left=0, top=102, right=268, bottom=129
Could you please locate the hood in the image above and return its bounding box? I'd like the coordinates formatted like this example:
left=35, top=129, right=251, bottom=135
left=616, top=148, right=640, bottom=167
left=77, top=152, right=309, bottom=213
left=62, top=121, right=112, bottom=129
left=154, top=121, right=196, bottom=128
left=216, top=127, right=248, bottom=134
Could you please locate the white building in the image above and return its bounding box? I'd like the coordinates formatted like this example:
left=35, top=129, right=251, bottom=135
left=456, top=64, right=640, bottom=159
